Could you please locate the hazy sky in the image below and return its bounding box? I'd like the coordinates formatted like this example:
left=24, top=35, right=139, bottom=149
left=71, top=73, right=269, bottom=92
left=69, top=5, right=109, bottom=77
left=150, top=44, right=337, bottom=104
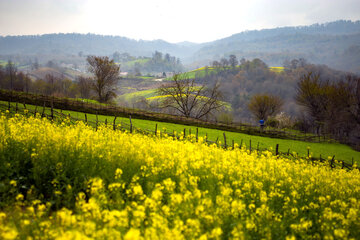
left=0, top=0, right=359, bottom=43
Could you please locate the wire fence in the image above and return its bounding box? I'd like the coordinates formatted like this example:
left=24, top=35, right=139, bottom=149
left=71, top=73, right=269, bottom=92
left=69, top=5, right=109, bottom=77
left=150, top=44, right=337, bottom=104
left=0, top=89, right=336, bottom=143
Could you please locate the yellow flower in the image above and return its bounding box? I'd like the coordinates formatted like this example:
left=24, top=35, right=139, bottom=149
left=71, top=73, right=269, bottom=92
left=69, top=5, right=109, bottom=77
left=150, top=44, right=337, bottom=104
left=15, top=193, right=24, bottom=201
left=124, top=228, right=141, bottom=240
left=9, top=180, right=17, bottom=187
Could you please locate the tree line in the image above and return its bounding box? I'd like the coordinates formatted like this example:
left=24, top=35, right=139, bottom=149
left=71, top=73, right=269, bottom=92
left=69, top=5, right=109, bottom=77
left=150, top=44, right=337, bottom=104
left=296, top=72, right=360, bottom=146
left=112, top=51, right=183, bottom=75
left=0, top=57, right=121, bottom=103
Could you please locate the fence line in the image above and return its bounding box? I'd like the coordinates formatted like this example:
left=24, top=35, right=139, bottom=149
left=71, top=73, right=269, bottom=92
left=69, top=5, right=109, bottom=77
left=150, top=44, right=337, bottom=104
left=0, top=90, right=335, bottom=143
left=1, top=101, right=358, bottom=171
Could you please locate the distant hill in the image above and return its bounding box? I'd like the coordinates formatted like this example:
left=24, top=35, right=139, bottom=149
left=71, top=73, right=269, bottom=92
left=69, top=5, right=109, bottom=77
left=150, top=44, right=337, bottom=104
left=189, top=20, right=360, bottom=73
left=0, top=33, right=202, bottom=59
left=1, top=20, right=360, bottom=73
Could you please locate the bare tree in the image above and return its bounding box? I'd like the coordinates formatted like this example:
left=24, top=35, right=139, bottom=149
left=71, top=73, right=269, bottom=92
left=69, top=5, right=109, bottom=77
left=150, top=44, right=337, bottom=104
left=343, top=75, right=360, bottom=125
left=294, top=72, right=360, bottom=140
left=87, top=56, right=120, bottom=102
left=76, top=76, right=92, bottom=99
left=45, top=74, right=60, bottom=96
left=220, top=58, right=229, bottom=70
left=248, top=94, right=284, bottom=121
left=6, top=60, right=17, bottom=90
left=157, top=74, right=225, bottom=119
left=229, top=55, right=238, bottom=68
left=212, top=60, right=221, bottom=68
left=0, top=65, right=5, bottom=89
left=295, top=72, right=333, bottom=124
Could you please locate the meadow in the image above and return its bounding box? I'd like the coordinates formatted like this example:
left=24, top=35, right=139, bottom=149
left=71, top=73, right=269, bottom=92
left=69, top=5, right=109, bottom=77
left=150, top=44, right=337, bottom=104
left=0, top=112, right=359, bottom=239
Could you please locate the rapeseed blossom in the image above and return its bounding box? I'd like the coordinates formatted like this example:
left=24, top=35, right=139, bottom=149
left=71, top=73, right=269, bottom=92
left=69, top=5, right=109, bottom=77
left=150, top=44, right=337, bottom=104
left=0, top=113, right=360, bottom=239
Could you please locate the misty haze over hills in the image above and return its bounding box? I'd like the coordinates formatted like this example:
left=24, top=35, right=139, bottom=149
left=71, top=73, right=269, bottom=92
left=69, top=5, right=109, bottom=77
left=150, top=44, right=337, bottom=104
left=0, top=20, right=360, bottom=73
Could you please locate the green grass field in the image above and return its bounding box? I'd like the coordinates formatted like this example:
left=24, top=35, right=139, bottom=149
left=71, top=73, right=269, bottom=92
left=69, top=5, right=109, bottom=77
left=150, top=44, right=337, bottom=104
left=2, top=101, right=359, bottom=164
left=121, top=58, right=150, bottom=69
left=119, top=89, right=159, bottom=102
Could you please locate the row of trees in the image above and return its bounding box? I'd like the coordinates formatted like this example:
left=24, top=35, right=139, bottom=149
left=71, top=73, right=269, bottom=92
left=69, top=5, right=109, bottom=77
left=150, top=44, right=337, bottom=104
left=0, top=61, right=33, bottom=93
left=295, top=72, right=360, bottom=142
left=112, top=51, right=183, bottom=74
left=211, top=55, right=245, bottom=69
left=0, top=57, right=121, bottom=103
left=137, top=51, right=183, bottom=73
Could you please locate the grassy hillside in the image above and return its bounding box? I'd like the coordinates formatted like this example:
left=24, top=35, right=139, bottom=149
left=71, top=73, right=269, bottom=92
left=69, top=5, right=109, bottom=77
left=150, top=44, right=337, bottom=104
left=2, top=101, right=359, bottom=165
left=121, top=58, right=150, bottom=68
left=119, top=89, right=159, bottom=102
left=186, top=66, right=221, bottom=78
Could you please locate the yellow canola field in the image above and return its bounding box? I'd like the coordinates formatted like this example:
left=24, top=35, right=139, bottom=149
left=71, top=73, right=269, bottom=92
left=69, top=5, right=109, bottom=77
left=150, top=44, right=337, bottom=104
left=0, top=113, right=360, bottom=239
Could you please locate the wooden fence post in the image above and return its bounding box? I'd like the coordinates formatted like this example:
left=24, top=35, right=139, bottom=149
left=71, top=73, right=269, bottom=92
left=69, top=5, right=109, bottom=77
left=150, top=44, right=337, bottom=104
left=34, top=106, right=37, bottom=117
left=250, top=140, right=252, bottom=153
left=8, top=101, right=10, bottom=111
left=183, top=128, right=186, bottom=138
left=240, top=139, right=243, bottom=148
left=96, top=112, right=98, bottom=131
left=41, top=102, right=46, bottom=117
left=155, top=124, right=158, bottom=136
left=232, top=140, right=235, bottom=150
left=196, top=128, right=199, bottom=142
left=276, top=144, right=279, bottom=156
left=15, top=102, right=18, bottom=113
left=223, top=132, right=227, bottom=149
left=50, top=100, right=54, bottom=119
left=113, top=116, right=117, bottom=130
left=105, top=118, right=107, bottom=125
left=85, top=114, right=88, bottom=124
left=129, top=115, right=133, bottom=133
left=330, top=155, right=335, bottom=168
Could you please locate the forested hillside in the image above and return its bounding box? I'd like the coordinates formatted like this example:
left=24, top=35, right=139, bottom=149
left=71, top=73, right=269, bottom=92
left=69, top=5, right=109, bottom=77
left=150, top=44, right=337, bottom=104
left=1, top=20, right=360, bottom=73
left=190, top=20, right=360, bottom=73
left=193, top=57, right=352, bottom=122
left=0, top=33, right=201, bottom=59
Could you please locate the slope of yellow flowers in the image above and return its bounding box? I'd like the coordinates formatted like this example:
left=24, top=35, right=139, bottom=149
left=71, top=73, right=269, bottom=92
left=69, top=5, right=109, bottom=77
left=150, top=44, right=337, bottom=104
left=0, top=112, right=360, bottom=239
